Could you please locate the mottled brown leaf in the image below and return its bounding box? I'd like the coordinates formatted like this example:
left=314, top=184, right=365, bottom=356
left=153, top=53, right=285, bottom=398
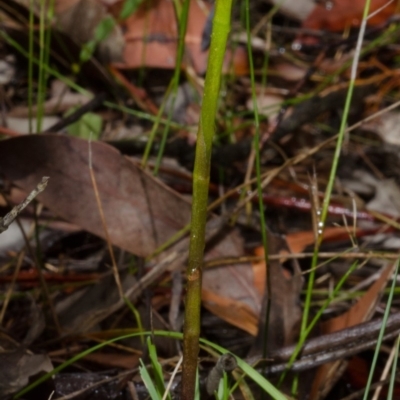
left=0, top=135, right=263, bottom=330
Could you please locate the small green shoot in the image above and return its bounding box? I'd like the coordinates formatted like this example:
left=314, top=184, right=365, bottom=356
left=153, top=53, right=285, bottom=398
left=123, top=296, right=145, bottom=345
left=79, top=0, right=144, bottom=65
left=14, top=331, right=285, bottom=400
left=79, top=15, right=116, bottom=64
left=66, top=109, right=102, bottom=139
left=119, top=0, right=144, bottom=20
left=140, top=358, right=162, bottom=400
left=216, top=372, right=230, bottom=400
left=148, top=337, right=172, bottom=400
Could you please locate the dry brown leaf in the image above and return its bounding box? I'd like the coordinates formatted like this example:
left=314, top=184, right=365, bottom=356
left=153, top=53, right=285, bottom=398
left=0, top=351, right=53, bottom=396
left=202, top=288, right=259, bottom=336
left=202, top=227, right=262, bottom=324
left=298, top=0, right=399, bottom=45
left=0, top=135, right=190, bottom=257
left=286, top=226, right=359, bottom=254
left=0, top=135, right=261, bottom=328
left=304, top=0, right=398, bottom=31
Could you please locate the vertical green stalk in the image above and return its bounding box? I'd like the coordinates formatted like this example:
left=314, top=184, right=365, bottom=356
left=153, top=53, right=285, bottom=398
left=279, top=0, right=372, bottom=390
left=36, top=0, right=46, bottom=133
left=388, top=334, right=400, bottom=399
left=244, top=0, right=270, bottom=358
left=154, top=0, right=190, bottom=174
left=181, top=1, right=232, bottom=399
left=300, top=0, right=372, bottom=348
left=278, top=261, right=360, bottom=385
left=36, top=0, right=54, bottom=133
left=362, top=259, right=399, bottom=400
left=142, top=0, right=190, bottom=171
left=28, top=0, right=34, bottom=134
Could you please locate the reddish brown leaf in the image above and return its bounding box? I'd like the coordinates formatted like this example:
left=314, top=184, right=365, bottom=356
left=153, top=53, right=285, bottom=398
left=295, top=0, right=399, bottom=46
left=302, top=0, right=398, bottom=33
left=119, top=0, right=210, bottom=74
left=202, top=288, right=259, bottom=335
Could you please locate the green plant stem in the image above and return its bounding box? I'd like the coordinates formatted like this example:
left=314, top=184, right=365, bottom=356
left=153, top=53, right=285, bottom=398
left=36, top=0, right=54, bottom=133
left=244, top=0, right=270, bottom=359
left=181, top=1, right=232, bottom=399
left=362, top=260, right=399, bottom=400
left=388, top=334, right=400, bottom=399
left=28, top=0, right=34, bottom=134
left=279, top=261, right=359, bottom=385
left=294, top=0, right=372, bottom=389
left=141, top=0, right=190, bottom=171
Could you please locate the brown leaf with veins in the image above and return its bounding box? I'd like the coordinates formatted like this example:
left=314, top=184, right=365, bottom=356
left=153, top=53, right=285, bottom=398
left=0, top=135, right=263, bottom=331
left=0, top=134, right=189, bottom=256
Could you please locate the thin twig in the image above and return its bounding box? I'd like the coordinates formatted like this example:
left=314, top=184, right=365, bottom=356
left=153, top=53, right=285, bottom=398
left=0, top=176, right=49, bottom=233
left=247, top=312, right=400, bottom=373
left=204, top=251, right=400, bottom=269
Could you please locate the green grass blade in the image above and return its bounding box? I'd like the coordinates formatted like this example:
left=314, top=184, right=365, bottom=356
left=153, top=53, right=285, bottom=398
left=244, top=0, right=271, bottom=359
left=147, top=337, right=171, bottom=400
left=279, top=260, right=359, bottom=385
left=140, top=358, right=162, bottom=400
left=14, top=330, right=283, bottom=399
left=363, top=259, right=400, bottom=400
left=299, top=1, right=373, bottom=381
left=387, top=334, right=400, bottom=400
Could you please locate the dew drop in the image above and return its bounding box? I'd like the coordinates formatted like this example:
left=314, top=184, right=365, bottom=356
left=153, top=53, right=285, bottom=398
left=292, top=42, right=302, bottom=51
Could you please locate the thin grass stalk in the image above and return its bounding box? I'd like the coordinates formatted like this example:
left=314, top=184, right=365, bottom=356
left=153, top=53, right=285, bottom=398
left=0, top=31, right=88, bottom=94
left=141, top=0, right=190, bottom=171
left=362, top=259, right=400, bottom=400
left=28, top=0, right=34, bottom=134
left=387, top=334, right=400, bottom=399
left=36, top=0, right=47, bottom=133
left=153, top=0, right=190, bottom=175
left=278, top=260, right=360, bottom=385
left=244, top=0, right=271, bottom=359
left=43, top=0, right=55, bottom=97
left=296, top=0, right=372, bottom=384
left=181, top=1, right=232, bottom=398
left=16, top=330, right=285, bottom=400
